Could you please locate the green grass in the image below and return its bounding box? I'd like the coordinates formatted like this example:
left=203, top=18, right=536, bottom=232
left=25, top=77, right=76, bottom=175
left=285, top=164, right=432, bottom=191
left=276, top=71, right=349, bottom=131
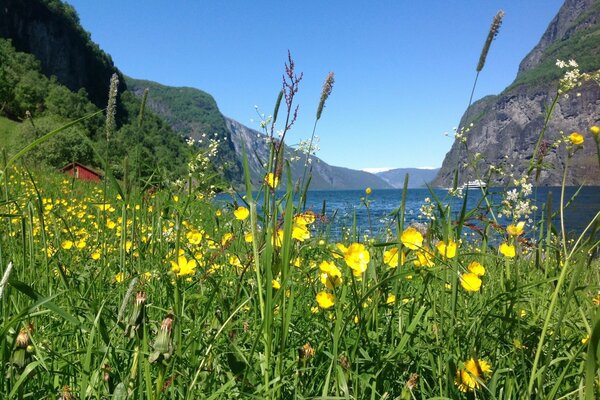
left=0, top=116, right=20, bottom=152
left=0, top=54, right=599, bottom=400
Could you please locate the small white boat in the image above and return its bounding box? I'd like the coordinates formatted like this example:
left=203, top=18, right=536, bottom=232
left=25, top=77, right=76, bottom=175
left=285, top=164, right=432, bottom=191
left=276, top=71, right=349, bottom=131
left=459, top=179, right=487, bottom=190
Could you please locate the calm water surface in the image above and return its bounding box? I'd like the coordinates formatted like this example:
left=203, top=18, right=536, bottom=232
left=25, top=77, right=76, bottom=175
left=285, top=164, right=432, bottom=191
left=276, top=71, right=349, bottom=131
left=219, top=187, right=599, bottom=238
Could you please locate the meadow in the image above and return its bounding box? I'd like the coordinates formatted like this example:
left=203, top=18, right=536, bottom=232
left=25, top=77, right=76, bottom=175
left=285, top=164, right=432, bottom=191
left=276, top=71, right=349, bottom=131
left=1, top=44, right=600, bottom=400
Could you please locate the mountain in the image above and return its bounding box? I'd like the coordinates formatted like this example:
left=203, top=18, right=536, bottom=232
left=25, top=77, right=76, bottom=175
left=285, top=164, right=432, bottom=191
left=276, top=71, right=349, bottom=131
left=0, top=0, right=191, bottom=181
left=125, top=77, right=392, bottom=190
left=125, top=77, right=243, bottom=182
left=375, top=168, right=440, bottom=188
left=0, top=0, right=125, bottom=108
left=433, top=0, right=600, bottom=187
left=225, top=117, right=393, bottom=190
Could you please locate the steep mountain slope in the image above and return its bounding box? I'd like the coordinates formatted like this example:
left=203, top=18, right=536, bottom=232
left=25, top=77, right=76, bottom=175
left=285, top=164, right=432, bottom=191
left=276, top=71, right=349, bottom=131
left=126, top=77, right=243, bottom=182
left=225, top=118, right=393, bottom=190
left=434, top=0, right=600, bottom=187
left=0, top=0, right=125, bottom=108
left=0, top=1, right=191, bottom=180
left=376, top=168, right=440, bottom=188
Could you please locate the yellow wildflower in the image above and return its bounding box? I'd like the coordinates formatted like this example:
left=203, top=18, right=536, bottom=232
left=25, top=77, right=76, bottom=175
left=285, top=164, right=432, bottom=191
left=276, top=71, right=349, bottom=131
left=414, top=249, right=435, bottom=267
left=499, top=242, right=516, bottom=258
left=319, top=261, right=343, bottom=289
left=244, top=232, right=253, bottom=243
left=365, top=187, right=372, bottom=195
left=569, top=131, right=584, bottom=145
left=383, top=247, right=404, bottom=268
left=222, top=232, right=233, bottom=246
left=436, top=240, right=457, bottom=259
left=272, top=279, right=281, bottom=290
left=386, top=294, right=396, bottom=305
left=294, top=211, right=315, bottom=226
left=401, top=227, right=423, bottom=250
left=170, top=255, right=197, bottom=277
left=582, top=334, right=590, bottom=345
left=341, top=243, right=370, bottom=276
left=455, top=358, right=492, bottom=392
left=265, top=172, right=279, bottom=189
left=292, top=223, right=310, bottom=241
left=316, top=291, right=335, bottom=309
left=234, top=206, right=250, bottom=220
left=61, top=240, right=74, bottom=250
left=460, top=273, right=482, bottom=292
left=271, top=229, right=283, bottom=247
left=507, top=221, right=525, bottom=236
left=590, top=126, right=600, bottom=136
left=187, top=229, right=202, bottom=245
left=115, top=272, right=125, bottom=283
left=91, top=251, right=101, bottom=260
left=467, top=261, right=485, bottom=276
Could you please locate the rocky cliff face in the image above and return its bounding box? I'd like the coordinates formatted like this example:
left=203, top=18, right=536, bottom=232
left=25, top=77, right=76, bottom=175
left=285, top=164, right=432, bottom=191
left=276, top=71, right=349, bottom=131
left=0, top=0, right=125, bottom=108
left=434, top=0, right=600, bottom=187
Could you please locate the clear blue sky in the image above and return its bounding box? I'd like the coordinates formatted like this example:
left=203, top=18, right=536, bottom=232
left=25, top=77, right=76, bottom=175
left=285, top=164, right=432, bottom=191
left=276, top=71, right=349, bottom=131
left=66, top=0, right=563, bottom=171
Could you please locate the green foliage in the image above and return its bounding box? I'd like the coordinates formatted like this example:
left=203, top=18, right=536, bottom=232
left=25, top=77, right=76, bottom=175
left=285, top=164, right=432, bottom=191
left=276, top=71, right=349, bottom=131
left=509, top=24, right=600, bottom=90
left=17, top=115, right=95, bottom=168
left=126, top=77, right=243, bottom=183
left=0, top=39, right=196, bottom=186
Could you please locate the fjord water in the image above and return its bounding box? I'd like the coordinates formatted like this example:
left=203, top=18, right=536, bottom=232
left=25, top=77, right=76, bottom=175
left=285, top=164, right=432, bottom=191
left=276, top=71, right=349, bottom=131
left=300, top=187, right=600, bottom=238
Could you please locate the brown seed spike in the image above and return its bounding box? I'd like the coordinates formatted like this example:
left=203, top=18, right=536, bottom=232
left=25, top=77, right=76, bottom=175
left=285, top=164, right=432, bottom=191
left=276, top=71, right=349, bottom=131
left=477, top=10, right=505, bottom=72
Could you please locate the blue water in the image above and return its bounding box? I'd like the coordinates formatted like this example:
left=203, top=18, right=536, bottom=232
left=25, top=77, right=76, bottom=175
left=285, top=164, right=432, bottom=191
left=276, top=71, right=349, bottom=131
left=219, top=187, right=600, bottom=238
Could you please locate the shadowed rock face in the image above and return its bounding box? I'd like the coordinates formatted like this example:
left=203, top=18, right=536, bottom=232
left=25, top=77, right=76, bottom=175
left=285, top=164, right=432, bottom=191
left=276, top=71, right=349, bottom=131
left=434, top=0, right=600, bottom=187
left=0, top=0, right=125, bottom=108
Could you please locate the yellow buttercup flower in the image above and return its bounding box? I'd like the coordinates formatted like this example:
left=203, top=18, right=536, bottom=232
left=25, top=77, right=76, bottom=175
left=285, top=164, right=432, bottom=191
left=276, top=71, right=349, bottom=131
left=316, top=291, right=335, bottom=309
left=61, top=240, right=74, bottom=250
left=170, top=255, right=197, bottom=277
left=455, top=358, right=492, bottom=392
left=569, top=131, right=584, bottom=145
left=294, top=211, right=316, bottom=226
left=272, top=279, right=281, bottom=290
left=590, top=126, right=600, bottom=136
left=460, top=272, right=482, bottom=292
left=507, top=221, right=525, bottom=236
left=414, top=249, right=435, bottom=267
left=186, top=229, right=202, bottom=244
left=234, top=206, right=250, bottom=221
left=436, top=240, right=457, bottom=259
left=342, top=243, right=370, bottom=276
left=271, top=229, right=284, bottom=247
left=91, top=251, right=101, bottom=260
left=365, top=187, right=372, bottom=195
left=115, top=272, right=125, bottom=283
left=292, top=223, right=310, bottom=241
left=386, top=294, right=396, bottom=305
left=467, top=261, right=485, bottom=276
left=383, top=247, right=404, bottom=268
left=319, top=261, right=342, bottom=289
left=265, top=172, right=279, bottom=189
left=499, top=242, right=516, bottom=258
left=401, top=227, right=423, bottom=250
left=244, top=232, right=253, bottom=243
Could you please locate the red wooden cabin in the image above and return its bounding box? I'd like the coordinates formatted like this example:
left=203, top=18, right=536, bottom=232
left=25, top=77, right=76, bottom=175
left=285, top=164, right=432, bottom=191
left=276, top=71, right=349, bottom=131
left=60, top=162, right=102, bottom=182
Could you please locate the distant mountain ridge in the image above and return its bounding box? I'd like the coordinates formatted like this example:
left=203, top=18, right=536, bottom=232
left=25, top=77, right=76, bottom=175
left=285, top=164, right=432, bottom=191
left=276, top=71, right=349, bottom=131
left=434, top=0, right=600, bottom=187
left=376, top=168, right=440, bottom=188
left=225, top=117, right=393, bottom=190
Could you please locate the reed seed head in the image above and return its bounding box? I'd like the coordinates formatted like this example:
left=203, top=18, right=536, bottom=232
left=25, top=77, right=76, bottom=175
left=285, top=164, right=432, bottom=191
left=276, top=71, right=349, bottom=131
left=105, top=73, right=119, bottom=139
left=316, top=72, right=335, bottom=121
left=477, top=10, right=505, bottom=72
